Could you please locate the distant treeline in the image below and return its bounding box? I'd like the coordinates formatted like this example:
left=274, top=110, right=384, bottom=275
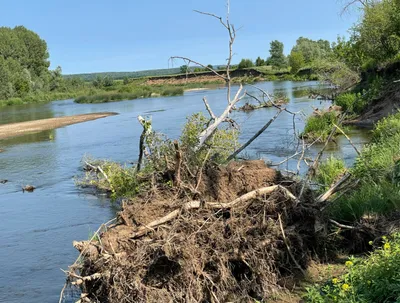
left=63, top=68, right=185, bottom=81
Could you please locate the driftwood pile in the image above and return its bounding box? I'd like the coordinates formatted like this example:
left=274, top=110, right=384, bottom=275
left=65, top=161, right=326, bottom=303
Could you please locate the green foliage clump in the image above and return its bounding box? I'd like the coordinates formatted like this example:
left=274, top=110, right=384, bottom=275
left=330, top=113, right=400, bottom=221
left=0, top=26, right=52, bottom=100
left=289, top=51, right=305, bottom=74
left=180, top=112, right=238, bottom=165
left=304, top=234, right=400, bottom=303
left=80, top=160, right=140, bottom=200
left=75, top=86, right=184, bottom=103
left=301, top=112, right=339, bottom=142
left=315, top=156, right=346, bottom=191
left=372, top=112, right=400, bottom=141
left=255, top=56, right=266, bottom=67
left=335, top=93, right=358, bottom=113
left=291, top=37, right=332, bottom=64
left=357, top=0, right=400, bottom=64
left=238, top=58, right=254, bottom=69
left=266, top=40, right=287, bottom=69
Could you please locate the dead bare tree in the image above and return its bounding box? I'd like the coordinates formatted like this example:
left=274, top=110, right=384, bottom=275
left=171, top=1, right=247, bottom=152
left=339, top=0, right=375, bottom=15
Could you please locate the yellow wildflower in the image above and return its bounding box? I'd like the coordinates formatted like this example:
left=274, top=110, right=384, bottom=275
left=368, top=241, right=373, bottom=246
left=384, top=242, right=391, bottom=250
left=345, top=261, right=353, bottom=267
left=342, top=283, right=351, bottom=291
left=332, top=278, right=339, bottom=284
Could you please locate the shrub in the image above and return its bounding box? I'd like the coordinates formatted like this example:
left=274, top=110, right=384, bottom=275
left=304, top=233, right=400, bottom=303
left=238, top=58, right=254, bottom=69
left=329, top=113, right=400, bottom=221
left=335, top=93, right=357, bottom=113
left=79, top=160, right=140, bottom=200
left=180, top=112, right=238, bottom=165
left=315, top=156, right=346, bottom=191
left=301, top=112, right=339, bottom=142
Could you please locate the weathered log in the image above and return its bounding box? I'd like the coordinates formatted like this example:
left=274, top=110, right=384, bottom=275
left=316, top=172, right=352, bottom=203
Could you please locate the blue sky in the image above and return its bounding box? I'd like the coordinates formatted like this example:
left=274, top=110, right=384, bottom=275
left=0, top=0, right=361, bottom=74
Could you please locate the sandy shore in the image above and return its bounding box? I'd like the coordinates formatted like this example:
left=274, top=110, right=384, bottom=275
left=0, top=112, right=118, bottom=140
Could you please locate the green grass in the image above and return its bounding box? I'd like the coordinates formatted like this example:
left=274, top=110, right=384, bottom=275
left=304, top=233, right=400, bottom=303
left=315, top=156, right=346, bottom=192
left=329, top=113, right=400, bottom=222
left=0, top=91, right=84, bottom=107
left=301, top=112, right=339, bottom=142
left=75, top=86, right=184, bottom=104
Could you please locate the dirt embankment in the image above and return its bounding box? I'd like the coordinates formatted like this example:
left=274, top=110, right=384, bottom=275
left=145, top=68, right=265, bottom=86
left=146, top=74, right=226, bottom=85
left=346, top=81, right=400, bottom=127
left=345, top=62, right=400, bottom=127
left=0, top=112, right=118, bottom=140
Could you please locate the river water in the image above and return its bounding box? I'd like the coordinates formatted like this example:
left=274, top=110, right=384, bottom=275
left=0, top=81, right=370, bottom=303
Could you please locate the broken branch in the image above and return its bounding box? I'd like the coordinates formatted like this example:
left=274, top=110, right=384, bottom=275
left=132, top=185, right=297, bottom=238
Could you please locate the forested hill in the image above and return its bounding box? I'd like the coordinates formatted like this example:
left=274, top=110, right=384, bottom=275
left=0, top=26, right=56, bottom=100
left=63, top=68, right=183, bottom=81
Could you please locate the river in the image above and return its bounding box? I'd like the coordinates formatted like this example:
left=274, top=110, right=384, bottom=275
left=0, top=81, right=370, bottom=303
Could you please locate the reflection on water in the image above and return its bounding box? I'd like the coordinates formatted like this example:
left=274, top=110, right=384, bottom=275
left=0, top=81, right=371, bottom=303
left=1, top=129, right=56, bottom=147
left=0, top=103, right=55, bottom=125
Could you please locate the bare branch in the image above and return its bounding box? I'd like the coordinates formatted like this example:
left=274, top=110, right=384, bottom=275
left=269, top=136, right=322, bottom=167
left=317, top=172, right=352, bottom=203
left=329, top=219, right=356, bottom=230
left=227, top=108, right=284, bottom=161
left=170, top=56, right=227, bottom=81
left=333, top=123, right=361, bottom=156
left=203, top=97, right=216, bottom=120
left=193, top=10, right=228, bottom=29
left=196, top=85, right=245, bottom=150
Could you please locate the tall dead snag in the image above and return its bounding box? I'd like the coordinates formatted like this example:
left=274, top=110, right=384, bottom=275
left=173, top=141, right=182, bottom=187
left=171, top=2, right=246, bottom=152
left=136, top=116, right=152, bottom=171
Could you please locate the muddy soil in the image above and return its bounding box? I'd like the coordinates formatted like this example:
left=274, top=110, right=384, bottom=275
left=0, top=112, right=118, bottom=140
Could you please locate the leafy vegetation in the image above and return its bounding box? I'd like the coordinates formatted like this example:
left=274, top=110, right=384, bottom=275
left=289, top=51, right=305, bottom=74
left=315, top=156, right=346, bottom=191
left=305, top=234, right=400, bottom=303
left=75, top=86, right=184, bottom=104
left=238, top=58, right=254, bottom=69
left=329, top=113, right=400, bottom=222
left=301, top=112, right=339, bottom=142
left=0, top=26, right=55, bottom=100
left=266, top=40, right=287, bottom=69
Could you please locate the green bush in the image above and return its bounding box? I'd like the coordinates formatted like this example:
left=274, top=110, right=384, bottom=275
left=180, top=112, right=238, bottom=165
left=301, top=112, right=339, bottom=142
left=304, top=234, right=400, bottom=303
left=315, top=156, right=346, bottom=191
left=372, top=112, right=400, bottom=142
left=79, top=160, right=140, bottom=200
left=329, top=113, right=400, bottom=221
left=335, top=93, right=357, bottom=113
left=238, top=58, right=254, bottom=69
